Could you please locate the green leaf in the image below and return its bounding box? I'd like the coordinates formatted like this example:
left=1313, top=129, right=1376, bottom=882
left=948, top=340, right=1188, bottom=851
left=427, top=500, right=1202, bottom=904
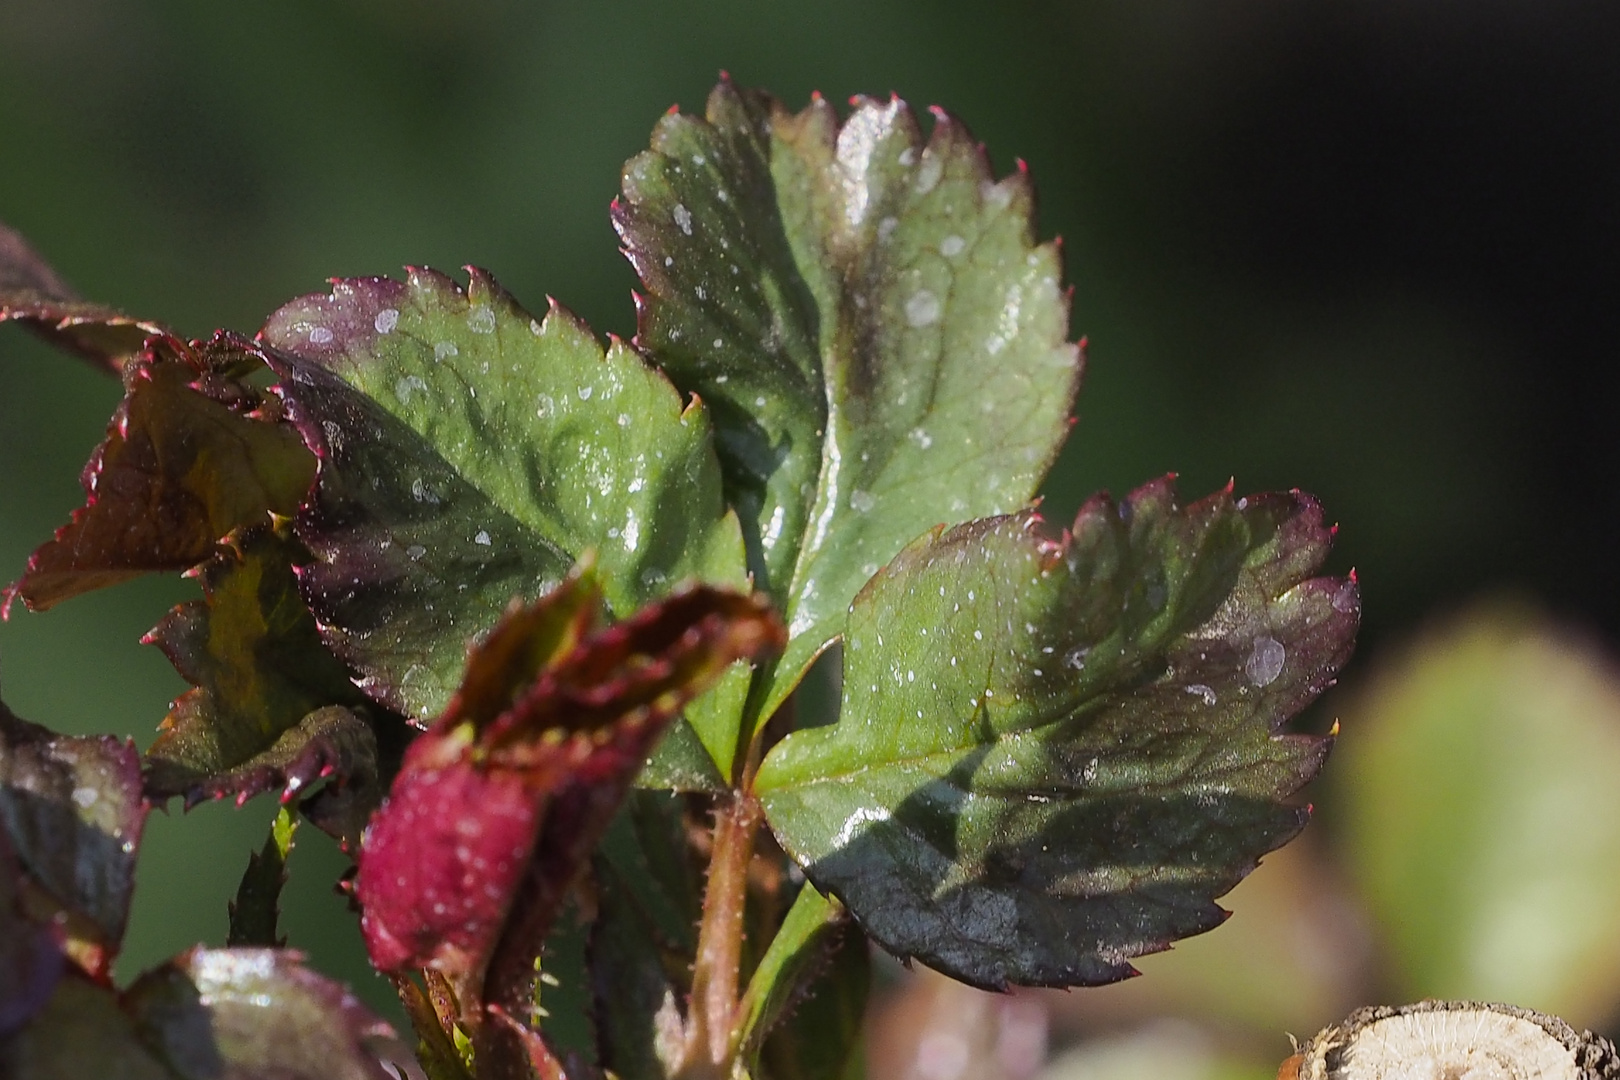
left=589, top=863, right=687, bottom=1080
left=227, top=807, right=297, bottom=948
left=122, top=948, right=403, bottom=1080
left=735, top=884, right=859, bottom=1068
left=616, top=80, right=1081, bottom=724
left=0, top=693, right=147, bottom=978
left=589, top=792, right=705, bottom=1079
left=142, top=527, right=377, bottom=810
left=260, top=270, right=755, bottom=778
left=1338, top=603, right=1620, bottom=1026
left=4, top=337, right=316, bottom=615
left=755, top=479, right=1356, bottom=989
left=758, top=915, right=869, bottom=1080
left=0, top=219, right=172, bottom=374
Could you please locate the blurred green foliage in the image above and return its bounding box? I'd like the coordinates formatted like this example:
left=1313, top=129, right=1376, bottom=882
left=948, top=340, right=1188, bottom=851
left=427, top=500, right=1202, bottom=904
left=3, top=0, right=1619, bottom=1070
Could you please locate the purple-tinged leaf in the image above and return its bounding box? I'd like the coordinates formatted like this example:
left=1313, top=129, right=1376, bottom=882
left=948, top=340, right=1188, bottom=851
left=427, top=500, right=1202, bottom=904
left=354, top=569, right=783, bottom=1017
left=0, top=693, right=146, bottom=978
left=122, top=947, right=403, bottom=1080
left=617, top=80, right=1082, bottom=727
left=259, top=271, right=752, bottom=782
left=141, top=525, right=375, bottom=811
left=4, top=336, right=316, bottom=615
left=0, top=219, right=172, bottom=374
left=755, top=479, right=1357, bottom=989
left=0, top=829, right=64, bottom=1040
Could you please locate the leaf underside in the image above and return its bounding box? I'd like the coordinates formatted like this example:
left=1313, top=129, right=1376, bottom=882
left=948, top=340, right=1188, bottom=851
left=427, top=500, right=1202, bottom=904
left=616, top=78, right=1082, bottom=726
left=755, top=478, right=1357, bottom=989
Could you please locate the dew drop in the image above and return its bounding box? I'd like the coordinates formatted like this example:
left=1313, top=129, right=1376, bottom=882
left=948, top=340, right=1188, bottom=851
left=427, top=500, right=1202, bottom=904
left=474, top=531, right=492, bottom=546
left=71, top=786, right=99, bottom=808
left=374, top=308, right=400, bottom=334
left=467, top=306, right=496, bottom=334
left=1185, top=684, right=1217, bottom=706
left=309, top=326, right=334, bottom=345
left=673, top=203, right=694, bottom=235
left=1245, top=636, right=1286, bottom=688
left=434, top=341, right=458, bottom=361
left=905, top=290, right=941, bottom=327
left=850, top=490, right=876, bottom=513
left=940, top=234, right=965, bottom=257
left=578, top=386, right=594, bottom=401
left=1333, top=580, right=1359, bottom=614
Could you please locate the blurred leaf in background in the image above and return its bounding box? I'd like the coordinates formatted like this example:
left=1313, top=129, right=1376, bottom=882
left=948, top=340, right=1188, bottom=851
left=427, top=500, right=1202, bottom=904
left=1338, top=602, right=1620, bottom=1028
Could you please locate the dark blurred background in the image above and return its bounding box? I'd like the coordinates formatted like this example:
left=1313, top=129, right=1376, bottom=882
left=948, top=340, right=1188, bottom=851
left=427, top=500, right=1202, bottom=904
left=3, top=2, right=1618, bottom=1076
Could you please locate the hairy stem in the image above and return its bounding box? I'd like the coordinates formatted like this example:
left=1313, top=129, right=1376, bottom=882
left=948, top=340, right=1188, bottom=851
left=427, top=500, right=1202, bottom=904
left=682, top=791, right=764, bottom=1077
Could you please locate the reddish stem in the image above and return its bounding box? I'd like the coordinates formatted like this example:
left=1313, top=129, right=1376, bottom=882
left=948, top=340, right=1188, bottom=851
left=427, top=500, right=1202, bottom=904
left=681, top=791, right=764, bottom=1076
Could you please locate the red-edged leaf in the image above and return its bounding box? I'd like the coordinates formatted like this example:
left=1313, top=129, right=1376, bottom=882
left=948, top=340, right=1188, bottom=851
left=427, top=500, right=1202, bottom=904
left=354, top=568, right=783, bottom=1018
left=0, top=220, right=171, bottom=374
left=3, top=334, right=316, bottom=615
left=141, top=525, right=377, bottom=814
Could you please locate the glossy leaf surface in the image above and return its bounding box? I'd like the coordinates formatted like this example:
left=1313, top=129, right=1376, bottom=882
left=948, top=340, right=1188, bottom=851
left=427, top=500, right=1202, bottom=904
left=355, top=569, right=782, bottom=1009
left=143, top=527, right=374, bottom=808
left=122, top=948, right=401, bottom=1080
left=756, top=479, right=1356, bottom=988
left=0, top=695, right=146, bottom=976
left=260, top=270, right=749, bottom=738
left=4, top=337, right=315, bottom=614
left=617, top=80, right=1081, bottom=721
left=0, top=219, right=171, bottom=373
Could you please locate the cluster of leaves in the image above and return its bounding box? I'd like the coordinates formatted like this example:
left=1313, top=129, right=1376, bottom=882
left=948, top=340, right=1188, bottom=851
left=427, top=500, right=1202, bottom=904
left=0, top=79, right=1357, bottom=1080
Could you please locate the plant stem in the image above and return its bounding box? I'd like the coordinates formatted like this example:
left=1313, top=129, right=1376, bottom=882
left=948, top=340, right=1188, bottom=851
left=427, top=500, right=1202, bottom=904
left=682, top=791, right=764, bottom=1077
